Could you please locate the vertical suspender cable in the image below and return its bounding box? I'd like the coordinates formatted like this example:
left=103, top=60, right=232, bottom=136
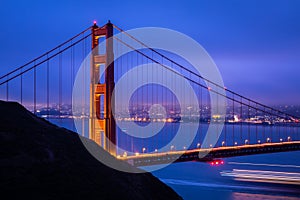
left=232, top=94, right=235, bottom=145
left=117, top=34, right=121, bottom=152
left=270, top=108, right=273, bottom=142
left=82, top=32, right=86, bottom=137
left=224, top=90, right=227, bottom=146
left=146, top=52, right=149, bottom=151
left=240, top=97, right=242, bottom=143
left=70, top=40, right=74, bottom=131
left=263, top=107, right=265, bottom=141
left=278, top=117, right=280, bottom=141
left=118, top=32, right=122, bottom=152
left=47, top=54, right=50, bottom=119
left=6, top=76, right=8, bottom=101
left=172, top=61, right=175, bottom=148
left=131, top=49, right=134, bottom=153
left=285, top=114, right=288, bottom=140
left=81, top=35, right=85, bottom=136
left=34, top=61, right=36, bottom=114
left=248, top=100, right=250, bottom=144
left=129, top=48, right=133, bottom=152
left=152, top=51, right=157, bottom=151
left=141, top=46, right=144, bottom=152
left=255, top=103, right=258, bottom=143
left=5, top=79, right=8, bottom=101
left=161, top=55, right=165, bottom=146
left=200, top=78, right=203, bottom=147
left=297, top=122, right=299, bottom=141
left=59, top=49, right=62, bottom=122
left=20, top=68, right=23, bottom=104
left=207, top=84, right=210, bottom=146
left=190, top=66, right=193, bottom=149
left=216, top=86, right=219, bottom=146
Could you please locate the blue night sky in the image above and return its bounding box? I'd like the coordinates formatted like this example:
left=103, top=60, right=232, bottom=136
left=0, top=0, right=299, bottom=105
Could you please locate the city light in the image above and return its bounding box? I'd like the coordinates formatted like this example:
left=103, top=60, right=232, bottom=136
left=170, top=145, right=175, bottom=151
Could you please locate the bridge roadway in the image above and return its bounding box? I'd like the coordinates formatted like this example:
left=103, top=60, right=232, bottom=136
left=118, top=141, right=300, bottom=167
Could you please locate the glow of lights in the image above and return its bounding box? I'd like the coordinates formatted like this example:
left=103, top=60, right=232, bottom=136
left=135, top=152, right=139, bottom=156
left=93, top=20, right=97, bottom=25
left=220, top=169, right=300, bottom=185
left=210, top=159, right=225, bottom=166
left=212, top=114, right=221, bottom=119
left=234, top=115, right=239, bottom=122
left=228, top=161, right=300, bottom=168
left=166, top=118, right=173, bottom=123
left=170, top=145, right=175, bottom=151
left=234, top=142, right=238, bottom=146
left=258, top=140, right=261, bottom=144
left=197, top=143, right=201, bottom=148
left=222, top=141, right=225, bottom=146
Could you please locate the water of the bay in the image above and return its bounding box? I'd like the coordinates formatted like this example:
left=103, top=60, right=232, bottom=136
left=50, top=119, right=300, bottom=200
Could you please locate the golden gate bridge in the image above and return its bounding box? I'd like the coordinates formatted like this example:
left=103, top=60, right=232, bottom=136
left=0, top=21, right=299, bottom=167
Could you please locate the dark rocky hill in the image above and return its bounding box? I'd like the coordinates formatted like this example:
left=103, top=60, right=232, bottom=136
left=0, top=101, right=182, bottom=200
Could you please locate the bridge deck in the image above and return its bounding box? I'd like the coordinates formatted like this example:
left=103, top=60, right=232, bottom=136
left=118, top=141, right=300, bottom=167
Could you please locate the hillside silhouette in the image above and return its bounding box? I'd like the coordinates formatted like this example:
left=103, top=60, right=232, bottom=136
left=0, top=101, right=182, bottom=200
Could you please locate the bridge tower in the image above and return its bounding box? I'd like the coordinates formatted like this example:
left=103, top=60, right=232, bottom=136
left=89, top=21, right=116, bottom=155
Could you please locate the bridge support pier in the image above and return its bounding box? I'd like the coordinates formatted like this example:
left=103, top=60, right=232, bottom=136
left=89, top=21, right=116, bottom=156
